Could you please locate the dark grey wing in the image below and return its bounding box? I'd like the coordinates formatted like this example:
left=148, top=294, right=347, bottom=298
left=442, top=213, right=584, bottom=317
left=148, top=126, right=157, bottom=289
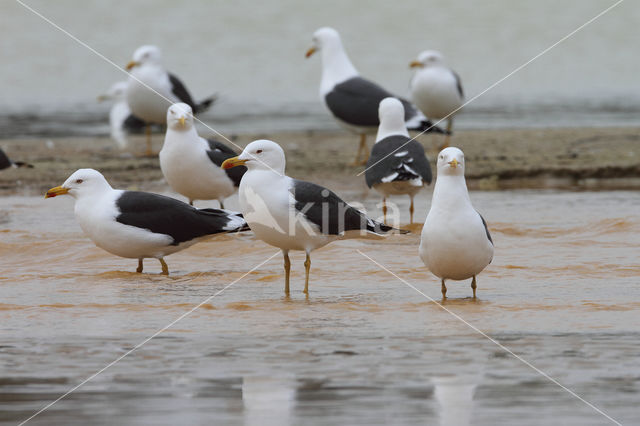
left=115, top=191, right=247, bottom=245
left=122, top=114, right=146, bottom=131
left=452, top=70, right=464, bottom=99
left=168, top=73, right=197, bottom=110
left=478, top=212, right=493, bottom=245
left=325, top=77, right=419, bottom=127
left=365, top=135, right=432, bottom=188
left=291, top=180, right=394, bottom=235
left=205, top=139, right=246, bottom=187
left=0, top=148, right=12, bottom=170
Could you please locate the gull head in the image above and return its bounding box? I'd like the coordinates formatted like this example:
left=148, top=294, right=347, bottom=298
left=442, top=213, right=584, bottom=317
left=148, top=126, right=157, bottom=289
left=127, top=45, right=162, bottom=70
left=166, top=103, right=194, bottom=131
left=97, top=81, right=127, bottom=102
left=377, top=97, right=409, bottom=140
left=306, top=27, right=342, bottom=58
left=222, top=139, right=286, bottom=175
left=437, top=147, right=465, bottom=176
left=45, top=169, right=112, bottom=199
left=410, top=50, right=445, bottom=69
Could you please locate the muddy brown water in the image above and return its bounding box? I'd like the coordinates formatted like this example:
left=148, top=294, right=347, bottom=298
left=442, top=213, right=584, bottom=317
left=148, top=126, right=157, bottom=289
left=1, top=187, right=639, bottom=425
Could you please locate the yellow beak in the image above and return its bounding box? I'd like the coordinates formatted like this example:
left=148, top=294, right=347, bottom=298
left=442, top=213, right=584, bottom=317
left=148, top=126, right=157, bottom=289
left=448, top=158, right=459, bottom=168
left=221, top=156, right=248, bottom=170
left=126, top=61, right=140, bottom=71
left=409, top=60, right=424, bottom=69
left=179, top=116, right=186, bottom=126
left=45, top=185, right=69, bottom=198
left=305, top=46, right=317, bottom=58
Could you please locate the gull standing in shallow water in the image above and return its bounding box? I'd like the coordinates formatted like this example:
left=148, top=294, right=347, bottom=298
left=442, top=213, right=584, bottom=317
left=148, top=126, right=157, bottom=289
left=419, top=148, right=493, bottom=298
left=306, top=27, right=445, bottom=165
left=410, top=50, right=464, bottom=149
left=45, top=169, right=248, bottom=275
left=365, top=98, right=432, bottom=224
left=125, top=45, right=216, bottom=155
left=160, top=103, right=246, bottom=207
left=222, top=140, right=405, bottom=295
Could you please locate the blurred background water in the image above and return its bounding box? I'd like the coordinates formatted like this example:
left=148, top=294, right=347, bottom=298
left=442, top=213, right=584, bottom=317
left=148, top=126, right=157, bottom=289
left=0, top=0, right=638, bottom=136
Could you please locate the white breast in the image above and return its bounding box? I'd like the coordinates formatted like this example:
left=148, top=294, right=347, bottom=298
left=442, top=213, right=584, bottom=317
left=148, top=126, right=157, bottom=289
left=419, top=205, right=493, bottom=281
left=126, top=66, right=177, bottom=124
left=159, top=135, right=234, bottom=203
left=411, top=67, right=463, bottom=120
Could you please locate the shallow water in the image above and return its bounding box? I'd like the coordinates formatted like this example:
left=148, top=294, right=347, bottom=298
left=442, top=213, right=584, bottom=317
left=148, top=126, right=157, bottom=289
left=1, top=188, right=639, bottom=425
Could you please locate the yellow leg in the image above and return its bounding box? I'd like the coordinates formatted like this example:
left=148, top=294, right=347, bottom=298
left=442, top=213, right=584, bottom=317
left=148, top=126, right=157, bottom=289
left=409, top=196, right=415, bottom=224
left=303, top=252, right=311, bottom=294
left=145, top=124, right=153, bottom=156
left=159, top=258, right=169, bottom=275
left=471, top=275, right=477, bottom=298
left=441, top=278, right=447, bottom=299
left=136, top=259, right=143, bottom=273
left=360, top=134, right=369, bottom=165
left=283, top=250, right=290, bottom=295
left=440, top=118, right=452, bottom=150
left=351, top=134, right=367, bottom=166
left=382, top=197, right=387, bottom=224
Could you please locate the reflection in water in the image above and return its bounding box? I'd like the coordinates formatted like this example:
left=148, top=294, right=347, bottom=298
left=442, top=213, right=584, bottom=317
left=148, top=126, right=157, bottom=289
left=242, top=375, right=296, bottom=426
left=433, top=376, right=478, bottom=426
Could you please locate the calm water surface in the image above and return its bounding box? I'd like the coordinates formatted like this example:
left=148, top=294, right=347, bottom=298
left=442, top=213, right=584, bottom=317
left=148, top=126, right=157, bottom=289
left=1, top=188, right=639, bottom=425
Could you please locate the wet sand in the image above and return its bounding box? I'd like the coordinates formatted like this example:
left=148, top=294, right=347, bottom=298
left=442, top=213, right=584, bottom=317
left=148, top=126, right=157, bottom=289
left=1, top=127, right=639, bottom=196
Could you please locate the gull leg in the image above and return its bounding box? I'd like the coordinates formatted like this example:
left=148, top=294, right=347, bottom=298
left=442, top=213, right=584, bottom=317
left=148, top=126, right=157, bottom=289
left=351, top=134, right=367, bottom=166
left=189, top=200, right=194, bottom=206
left=304, top=252, right=311, bottom=294
left=360, top=134, right=369, bottom=165
left=219, top=199, right=225, bottom=209
left=283, top=250, right=290, bottom=295
left=145, top=124, right=153, bottom=156
left=409, top=195, right=415, bottom=224
left=471, top=275, right=477, bottom=298
left=440, top=118, right=452, bottom=150
left=441, top=278, right=447, bottom=299
left=159, top=258, right=169, bottom=275
left=382, top=197, right=387, bottom=224
left=136, top=259, right=143, bottom=273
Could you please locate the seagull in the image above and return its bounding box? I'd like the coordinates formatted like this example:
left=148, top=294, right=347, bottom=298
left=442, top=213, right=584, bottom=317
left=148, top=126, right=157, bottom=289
left=221, top=139, right=405, bottom=295
left=97, top=81, right=146, bottom=149
left=419, top=147, right=493, bottom=298
left=410, top=50, right=464, bottom=149
left=125, top=45, right=216, bottom=155
left=365, top=98, right=432, bottom=224
left=0, top=147, right=33, bottom=170
left=45, top=168, right=248, bottom=275
left=305, top=27, right=445, bottom=165
left=160, top=103, right=246, bottom=208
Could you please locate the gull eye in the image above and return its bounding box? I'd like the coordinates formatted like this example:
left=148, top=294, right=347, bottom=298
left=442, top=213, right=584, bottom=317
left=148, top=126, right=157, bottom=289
left=75, top=179, right=83, bottom=184
left=256, top=149, right=263, bottom=154
left=170, top=110, right=175, bottom=114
